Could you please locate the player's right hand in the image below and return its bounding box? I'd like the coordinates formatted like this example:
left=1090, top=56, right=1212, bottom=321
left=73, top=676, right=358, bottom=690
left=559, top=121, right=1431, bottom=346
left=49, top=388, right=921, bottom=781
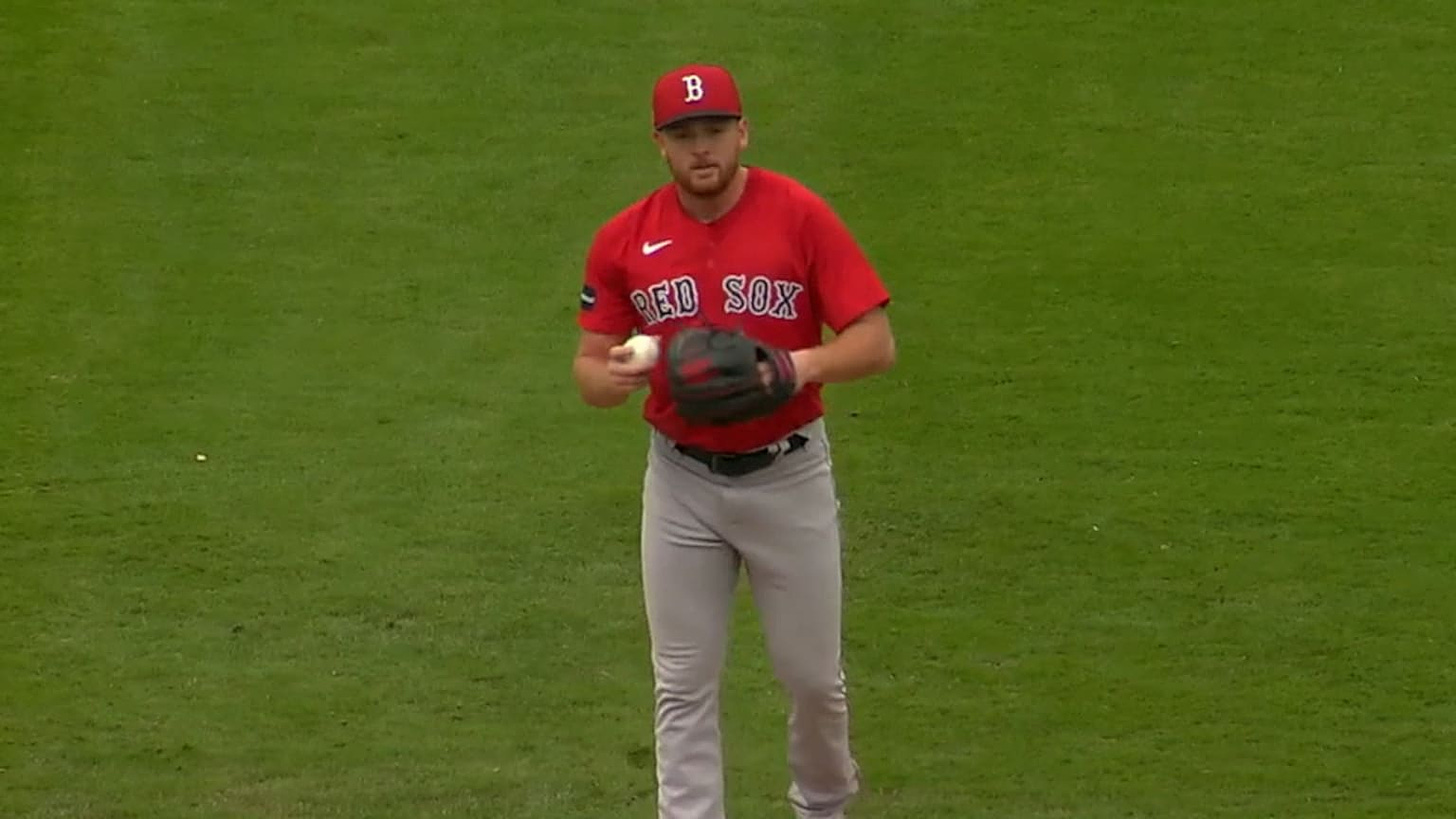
left=605, top=345, right=653, bottom=393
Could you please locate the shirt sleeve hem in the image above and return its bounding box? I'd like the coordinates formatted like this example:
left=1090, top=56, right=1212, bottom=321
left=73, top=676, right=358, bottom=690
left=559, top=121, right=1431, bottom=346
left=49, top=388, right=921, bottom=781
left=827, top=296, right=891, bottom=334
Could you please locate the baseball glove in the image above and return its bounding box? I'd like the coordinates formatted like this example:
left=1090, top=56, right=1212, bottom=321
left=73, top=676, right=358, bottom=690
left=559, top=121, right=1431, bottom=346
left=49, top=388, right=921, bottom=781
left=665, top=325, right=798, bottom=425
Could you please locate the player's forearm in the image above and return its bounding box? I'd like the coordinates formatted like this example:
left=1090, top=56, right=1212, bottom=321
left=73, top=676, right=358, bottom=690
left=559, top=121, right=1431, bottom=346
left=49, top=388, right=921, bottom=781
left=792, top=310, right=896, bottom=387
left=573, top=356, right=633, bottom=407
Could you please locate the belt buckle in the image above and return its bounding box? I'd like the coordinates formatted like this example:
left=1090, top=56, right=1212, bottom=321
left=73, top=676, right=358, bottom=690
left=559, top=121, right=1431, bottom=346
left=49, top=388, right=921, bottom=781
left=709, top=452, right=750, bottom=477
left=710, top=450, right=765, bottom=477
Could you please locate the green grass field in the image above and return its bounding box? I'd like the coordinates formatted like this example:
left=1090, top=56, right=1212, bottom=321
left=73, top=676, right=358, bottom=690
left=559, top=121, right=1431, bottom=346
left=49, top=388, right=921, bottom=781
left=3, top=2, right=1454, bottom=817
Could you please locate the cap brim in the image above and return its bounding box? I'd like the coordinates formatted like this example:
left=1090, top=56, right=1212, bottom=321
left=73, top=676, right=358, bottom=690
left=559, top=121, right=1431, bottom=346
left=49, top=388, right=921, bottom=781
left=654, top=111, right=742, bottom=130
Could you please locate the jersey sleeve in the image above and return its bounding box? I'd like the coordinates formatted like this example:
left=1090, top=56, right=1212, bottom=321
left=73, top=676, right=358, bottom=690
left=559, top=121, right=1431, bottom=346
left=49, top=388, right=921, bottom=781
left=802, top=194, right=891, bottom=333
left=577, top=223, right=637, bottom=336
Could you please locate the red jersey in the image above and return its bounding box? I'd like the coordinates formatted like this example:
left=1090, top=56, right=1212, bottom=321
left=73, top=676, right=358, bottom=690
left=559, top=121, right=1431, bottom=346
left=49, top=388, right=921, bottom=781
left=578, top=167, right=891, bottom=452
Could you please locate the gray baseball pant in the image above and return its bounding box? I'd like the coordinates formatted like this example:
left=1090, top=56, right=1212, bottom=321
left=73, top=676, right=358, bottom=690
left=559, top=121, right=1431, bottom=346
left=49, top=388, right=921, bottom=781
left=640, top=418, right=860, bottom=819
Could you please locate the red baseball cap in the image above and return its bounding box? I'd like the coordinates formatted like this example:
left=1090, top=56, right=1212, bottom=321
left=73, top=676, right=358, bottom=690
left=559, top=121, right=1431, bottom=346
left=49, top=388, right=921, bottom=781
left=652, top=64, right=743, bottom=130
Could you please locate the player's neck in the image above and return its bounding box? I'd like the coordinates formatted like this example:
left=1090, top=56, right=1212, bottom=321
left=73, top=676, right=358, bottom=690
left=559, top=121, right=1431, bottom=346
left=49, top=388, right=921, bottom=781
left=676, top=166, right=749, bottom=224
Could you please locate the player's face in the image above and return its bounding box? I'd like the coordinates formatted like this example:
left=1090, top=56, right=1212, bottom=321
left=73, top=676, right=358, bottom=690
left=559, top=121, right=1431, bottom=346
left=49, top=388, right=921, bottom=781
left=654, top=116, right=749, bottom=197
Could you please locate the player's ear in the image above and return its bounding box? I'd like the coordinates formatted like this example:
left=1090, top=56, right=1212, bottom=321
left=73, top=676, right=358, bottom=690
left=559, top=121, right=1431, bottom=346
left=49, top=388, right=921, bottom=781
left=652, top=128, right=669, bottom=159
left=737, top=117, right=750, bottom=150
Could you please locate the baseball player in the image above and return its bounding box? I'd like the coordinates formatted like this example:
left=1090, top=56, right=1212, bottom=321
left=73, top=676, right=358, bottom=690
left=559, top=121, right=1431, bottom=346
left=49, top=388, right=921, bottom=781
left=571, top=63, right=896, bottom=819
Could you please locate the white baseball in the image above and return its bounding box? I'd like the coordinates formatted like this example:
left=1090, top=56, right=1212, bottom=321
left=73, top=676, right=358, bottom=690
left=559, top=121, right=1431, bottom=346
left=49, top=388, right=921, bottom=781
left=624, top=334, right=660, bottom=366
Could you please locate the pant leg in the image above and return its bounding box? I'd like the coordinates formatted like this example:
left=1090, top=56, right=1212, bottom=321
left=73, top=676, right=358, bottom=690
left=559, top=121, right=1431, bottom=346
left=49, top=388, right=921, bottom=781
left=642, top=439, right=741, bottom=819
left=722, top=424, right=861, bottom=819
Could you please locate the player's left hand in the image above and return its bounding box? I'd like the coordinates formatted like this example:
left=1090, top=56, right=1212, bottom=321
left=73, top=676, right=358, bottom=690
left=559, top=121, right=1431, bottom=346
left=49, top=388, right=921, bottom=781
left=759, top=355, right=805, bottom=394
left=666, top=325, right=798, bottom=425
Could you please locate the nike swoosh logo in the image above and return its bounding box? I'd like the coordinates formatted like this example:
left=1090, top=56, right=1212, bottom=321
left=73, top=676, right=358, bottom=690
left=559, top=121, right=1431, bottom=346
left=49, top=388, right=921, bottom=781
left=642, top=239, right=673, bottom=256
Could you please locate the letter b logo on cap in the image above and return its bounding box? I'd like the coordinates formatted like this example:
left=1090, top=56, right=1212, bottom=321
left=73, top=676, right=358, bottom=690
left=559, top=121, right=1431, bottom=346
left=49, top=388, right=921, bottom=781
left=682, top=74, right=704, bottom=102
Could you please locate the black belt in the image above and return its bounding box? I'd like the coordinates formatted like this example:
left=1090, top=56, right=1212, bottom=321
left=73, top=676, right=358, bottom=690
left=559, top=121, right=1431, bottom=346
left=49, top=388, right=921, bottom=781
left=674, top=433, right=810, bottom=477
